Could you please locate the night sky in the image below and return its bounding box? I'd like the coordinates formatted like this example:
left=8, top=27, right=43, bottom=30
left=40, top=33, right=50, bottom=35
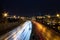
left=1, top=0, right=60, bottom=16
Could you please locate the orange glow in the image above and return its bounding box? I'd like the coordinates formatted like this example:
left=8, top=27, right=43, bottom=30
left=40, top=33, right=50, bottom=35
left=32, top=21, right=60, bottom=40
left=56, top=14, right=60, bottom=17
left=3, top=13, right=8, bottom=17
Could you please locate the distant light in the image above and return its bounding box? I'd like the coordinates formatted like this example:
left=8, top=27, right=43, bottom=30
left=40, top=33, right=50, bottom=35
left=43, top=16, right=45, bottom=18
left=37, top=16, right=43, bottom=19
left=58, top=26, right=60, bottom=30
left=3, top=13, right=8, bottom=17
left=4, top=13, right=7, bottom=16
left=13, top=15, right=16, bottom=18
left=48, top=16, right=51, bottom=18
left=58, top=21, right=60, bottom=24
left=53, top=23, right=55, bottom=25
left=18, top=16, right=20, bottom=18
left=47, top=23, right=50, bottom=25
left=21, top=17, right=25, bottom=20
left=56, top=14, right=60, bottom=17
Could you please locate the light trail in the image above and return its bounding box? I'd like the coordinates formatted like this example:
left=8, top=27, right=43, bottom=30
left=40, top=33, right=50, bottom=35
left=32, top=21, right=60, bottom=40
left=0, top=21, right=32, bottom=40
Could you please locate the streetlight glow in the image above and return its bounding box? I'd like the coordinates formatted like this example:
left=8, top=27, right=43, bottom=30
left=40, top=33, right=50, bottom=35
left=13, top=15, right=16, bottom=18
left=56, top=14, right=60, bottom=17
left=3, top=13, right=8, bottom=17
left=48, top=16, right=51, bottom=18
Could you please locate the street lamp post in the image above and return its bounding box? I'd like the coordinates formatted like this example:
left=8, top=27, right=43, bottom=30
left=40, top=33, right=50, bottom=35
left=2, top=12, right=8, bottom=23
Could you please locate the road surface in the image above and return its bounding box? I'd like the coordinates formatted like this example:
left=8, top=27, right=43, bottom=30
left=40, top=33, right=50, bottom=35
left=0, top=21, right=32, bottom=40
left=30, top=20, right=60, bottom=40
left=0, top=20, right=60, bottom=40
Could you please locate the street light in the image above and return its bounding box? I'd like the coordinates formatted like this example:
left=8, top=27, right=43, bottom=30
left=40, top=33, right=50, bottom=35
left=13, top=15, right=16, bottom=18
left=2, top=12, right=8, bottom=23
left=56, top=14, right=60, bottom=17
left=3, top=12, right=8, bottom=17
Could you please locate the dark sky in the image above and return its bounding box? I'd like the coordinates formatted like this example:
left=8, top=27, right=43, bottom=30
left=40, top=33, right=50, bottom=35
left=1, top=0, right=60, bottom=16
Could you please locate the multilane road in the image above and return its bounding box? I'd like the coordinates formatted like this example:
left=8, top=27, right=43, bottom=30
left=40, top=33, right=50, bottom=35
left=0, top=21, right=32, bottom=40
left=0, top=20, right=60, bottom=40
left=31, top=20, right=60, bottom=40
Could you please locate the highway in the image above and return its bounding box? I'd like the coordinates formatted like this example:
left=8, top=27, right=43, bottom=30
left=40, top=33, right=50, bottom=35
left=31, top=20, right=60, bottom=40
left=0, top=21, right=32, bottom=40
left=0, top=20, right=60, bottom=40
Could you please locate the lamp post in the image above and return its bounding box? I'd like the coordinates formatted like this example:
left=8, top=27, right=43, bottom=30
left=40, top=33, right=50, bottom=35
left=2, top=12, right=8, bottom=23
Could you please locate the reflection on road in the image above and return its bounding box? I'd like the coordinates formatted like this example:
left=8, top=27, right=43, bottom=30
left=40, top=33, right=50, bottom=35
left=32, top=21, right=60, bottom=40
left=0, top=21, right=32, bottom=40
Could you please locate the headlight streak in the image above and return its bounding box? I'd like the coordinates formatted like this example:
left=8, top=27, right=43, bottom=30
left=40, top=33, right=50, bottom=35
left=0, top=21, right=32, bottom=40
left=32, top=21, right=60, bottom=40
